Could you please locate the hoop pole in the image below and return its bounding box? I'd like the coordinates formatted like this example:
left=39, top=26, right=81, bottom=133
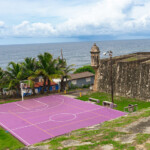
left=21, top=89, right=24, bottom=101
left=20, top=83, right=24, bottom=101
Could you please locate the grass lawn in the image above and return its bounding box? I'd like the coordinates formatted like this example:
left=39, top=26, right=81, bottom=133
left=0, top=127, right=24, bottom=150
left=0, top=99, right=20, bottom=104
left=77, top=92, right=150, bottom=112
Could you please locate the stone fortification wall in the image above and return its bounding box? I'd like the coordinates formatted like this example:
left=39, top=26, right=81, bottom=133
left=97, top=55, right=150, bottom=100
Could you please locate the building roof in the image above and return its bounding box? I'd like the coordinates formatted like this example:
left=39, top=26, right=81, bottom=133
left=27, top=81, right=57, bottom=88
left=69, top=71, right=95, bottom=80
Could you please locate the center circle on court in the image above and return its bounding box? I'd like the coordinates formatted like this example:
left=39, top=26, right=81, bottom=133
left=49, top=113, right=76, bottom=122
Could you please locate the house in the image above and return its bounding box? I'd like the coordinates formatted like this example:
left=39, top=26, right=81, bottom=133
left=68, top=71, right=95, bottom=88
left=23, top=81, right=59, bottom=96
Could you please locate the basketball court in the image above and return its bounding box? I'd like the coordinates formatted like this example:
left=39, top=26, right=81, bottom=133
left=0, top=95, right=126, bottom=145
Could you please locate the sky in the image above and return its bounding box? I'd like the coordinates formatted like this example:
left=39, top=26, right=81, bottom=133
left=0, top=0, right=150, bottom=45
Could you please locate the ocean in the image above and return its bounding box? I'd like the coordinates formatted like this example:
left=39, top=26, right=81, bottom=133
left=0, top=39, right=150, bottom=69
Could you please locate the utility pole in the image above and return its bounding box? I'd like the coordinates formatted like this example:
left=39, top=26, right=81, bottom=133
left=61, top=49, right=63, bottom=60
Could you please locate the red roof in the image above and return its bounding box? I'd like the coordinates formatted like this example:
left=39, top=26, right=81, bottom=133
left=28, top=81, right=57, bottom=88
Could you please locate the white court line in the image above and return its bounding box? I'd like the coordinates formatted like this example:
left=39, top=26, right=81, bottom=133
left=49, top=113, right=77, bottom=122
left=0, top=122, right=30, bottom=145
left=12, top=107, right=103, bottom=131
left=12, top=120, right=50, bottom=131
left=0, top=96, right=64, bottom=114
left=76, top=107, right=104, bottom=115
left=34, top=99, right=48, bottom=107
left=15, top=103, right=30, bottom=110
left=15, top=99, right=49, bottom=111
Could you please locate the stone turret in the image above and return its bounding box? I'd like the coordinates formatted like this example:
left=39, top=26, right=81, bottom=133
left=90, top=43, right=100, bottom=91
left=90, top=43, right=100, bottom=68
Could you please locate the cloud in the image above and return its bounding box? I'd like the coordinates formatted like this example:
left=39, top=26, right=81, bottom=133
left=13, top=21, right=56, bottom=37
left=1, top=0, right=150, bottom=39
left=0, top=21, right=5, bottom=27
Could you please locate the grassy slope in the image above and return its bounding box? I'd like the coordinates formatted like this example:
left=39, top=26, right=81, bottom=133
left=77, top=92, right=150, bottom=111
left=36, top=108, right=150, bottom=150
left=0, top=128, right=24, bottom=150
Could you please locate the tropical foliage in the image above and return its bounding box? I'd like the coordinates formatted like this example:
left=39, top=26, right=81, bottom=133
left=74, top=65, right=95, bottom=74
left=0, top=52, right=74, bottom=98
left=57, top=57, right=75, bottom=91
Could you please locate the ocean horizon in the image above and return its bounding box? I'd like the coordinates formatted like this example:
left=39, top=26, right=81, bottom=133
left=1, top=39, right=150, bottom=70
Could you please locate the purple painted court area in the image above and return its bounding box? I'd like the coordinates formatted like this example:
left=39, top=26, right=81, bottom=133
left=0, top=95, right=126, bottom=145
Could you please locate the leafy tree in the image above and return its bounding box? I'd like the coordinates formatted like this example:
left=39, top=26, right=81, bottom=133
left=74, top=65, right=95, bottom=74
left=35, top=52, right=60, bottom=93
left=57, top=57, right=74, bottom=91
left=7, top=62, right=24, bottom=96
left=0, top=68, right=5, bottom=96
left=22, top=57, right=38, bottom=95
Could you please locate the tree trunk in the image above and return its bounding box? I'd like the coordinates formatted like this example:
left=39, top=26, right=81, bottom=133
left=42, top=77, right=46, bottom=93
left=17, top=85, right=21, bottom=97
left=32, top=87, right=35, bottom=95
left=48, top=79, right=51, bottom=93
left=60, top=76, right=65, bottom=92
left=0, top=88, right=3, bottom=99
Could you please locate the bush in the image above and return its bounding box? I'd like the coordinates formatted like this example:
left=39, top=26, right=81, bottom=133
left=82, top=84, right=90, bottom=88
left=69, top=84, right=78, bottom=90
left=74, top=65, right=95, bottom=74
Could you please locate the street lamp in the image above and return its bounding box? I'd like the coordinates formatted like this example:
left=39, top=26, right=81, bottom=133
left=104, top=51, right=114, bottom=103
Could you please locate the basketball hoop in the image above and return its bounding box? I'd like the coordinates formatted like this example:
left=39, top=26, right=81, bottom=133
left=20, top=83, right=28, bottom=101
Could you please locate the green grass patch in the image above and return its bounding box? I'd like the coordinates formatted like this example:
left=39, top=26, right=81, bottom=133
left=145, top=143, right=150, bottom=149
left=35, top=136, right=71, bottom=149
left=0, top=127, right=24, bottom=150
left=135, top=134, right=150, bottom=144
left=77, top=92, right=150, bottom=112
left=123, top=57, right=138, bottom=62
left=77, top=129, right=102, bottom=138
left=0, top=99, right=20, bottom=104
left=102, top=129, right=125, bottom=140
left=103, top=109, right=150, bottom=128
left=47, top=136, right=71, bottom=149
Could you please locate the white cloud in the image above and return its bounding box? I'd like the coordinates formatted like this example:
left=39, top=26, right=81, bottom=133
left=0, top=21, right=5, bottom=27
left=13, top=21, right=56, bottom=37
left=57, top=0, right=132, bottom=35
left=1, top=0, right=150, bottom=38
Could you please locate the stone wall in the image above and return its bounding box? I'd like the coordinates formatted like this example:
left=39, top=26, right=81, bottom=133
left=95, top=53, right=150, bottom=100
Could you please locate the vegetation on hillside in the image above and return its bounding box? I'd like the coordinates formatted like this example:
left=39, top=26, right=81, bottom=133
left=74, top=65, right=95, bottom=74
left=77, top=92, right=150, bottom=111
left=0, top=127, right=24, bottom=150
left=0, top=52, right=74, bottom=98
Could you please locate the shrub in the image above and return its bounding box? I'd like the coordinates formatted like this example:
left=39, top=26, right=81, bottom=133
left=74, top=65, right=95, bottom=74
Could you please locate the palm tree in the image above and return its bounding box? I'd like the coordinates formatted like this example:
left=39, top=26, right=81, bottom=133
left=36, top=52, right=60, bottom=93
left=57, top=58, right=75, bottom=91
left=22, top=57, right=38, bottom=95
left=7, top=62, right=24, bottom=96
left=0, top=68, right=5, bottom=97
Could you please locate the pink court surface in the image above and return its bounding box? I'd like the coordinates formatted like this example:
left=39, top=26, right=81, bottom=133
left=0, top=95, right=126, bottom=145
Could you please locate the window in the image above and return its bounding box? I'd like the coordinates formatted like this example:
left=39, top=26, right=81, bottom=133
left=86, top=77, right=91, bottom=82
left=71, top=80, right=77, bottom=85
